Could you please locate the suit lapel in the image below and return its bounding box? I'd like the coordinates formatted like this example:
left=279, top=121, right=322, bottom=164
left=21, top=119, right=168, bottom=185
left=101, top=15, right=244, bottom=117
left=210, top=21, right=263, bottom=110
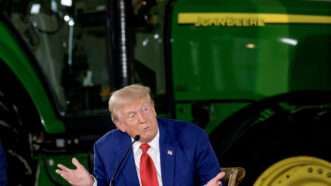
left=159, top=119, right=176, bottom=186
left=115, top=135, right=139, bottom=186
left=122, top=151, right=140, bottom=185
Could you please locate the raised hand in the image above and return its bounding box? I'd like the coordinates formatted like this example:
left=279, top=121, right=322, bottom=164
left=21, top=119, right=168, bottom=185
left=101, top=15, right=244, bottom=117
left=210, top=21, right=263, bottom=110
left=56, top=157, right=94, bottom=186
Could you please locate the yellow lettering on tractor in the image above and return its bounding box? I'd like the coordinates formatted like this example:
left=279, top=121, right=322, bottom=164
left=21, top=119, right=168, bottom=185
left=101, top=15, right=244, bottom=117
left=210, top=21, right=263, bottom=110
left=195, top=17, right=264, bottom=27
left=178, top=13, right=331, bottom=27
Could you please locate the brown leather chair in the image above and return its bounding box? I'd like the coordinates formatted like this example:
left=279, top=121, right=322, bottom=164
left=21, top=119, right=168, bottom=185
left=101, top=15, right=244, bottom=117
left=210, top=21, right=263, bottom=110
left=221, top=167, right=246, bottom=186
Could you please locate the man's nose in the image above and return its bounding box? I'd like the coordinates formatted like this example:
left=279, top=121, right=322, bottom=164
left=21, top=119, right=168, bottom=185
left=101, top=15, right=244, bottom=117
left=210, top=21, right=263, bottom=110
left=137, top=111, right=146, bottom=122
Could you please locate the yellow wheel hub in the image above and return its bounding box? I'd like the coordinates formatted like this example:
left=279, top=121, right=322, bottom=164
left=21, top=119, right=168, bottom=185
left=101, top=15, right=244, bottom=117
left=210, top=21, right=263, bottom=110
left=254, top=156, right=331, bottom=186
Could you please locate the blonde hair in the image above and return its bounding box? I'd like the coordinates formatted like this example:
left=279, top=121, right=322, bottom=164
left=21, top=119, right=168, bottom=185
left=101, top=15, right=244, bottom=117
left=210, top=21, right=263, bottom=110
left=108, top=84, right=152, bottom=121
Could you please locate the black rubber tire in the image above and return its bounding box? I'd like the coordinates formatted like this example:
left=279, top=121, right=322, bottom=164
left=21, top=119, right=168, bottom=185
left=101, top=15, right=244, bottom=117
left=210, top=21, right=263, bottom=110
left=210, top=91, right=331, bottom=185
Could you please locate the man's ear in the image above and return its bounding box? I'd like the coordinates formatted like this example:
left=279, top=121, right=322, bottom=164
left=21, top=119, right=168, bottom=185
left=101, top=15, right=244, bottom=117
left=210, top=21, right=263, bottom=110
left=151, top=105, right=157, bottom=117
left=114, top=120, right=126, bottom=132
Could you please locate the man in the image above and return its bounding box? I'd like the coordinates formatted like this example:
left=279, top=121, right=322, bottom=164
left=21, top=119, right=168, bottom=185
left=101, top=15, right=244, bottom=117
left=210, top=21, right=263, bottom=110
left=56, top=84, right=225, bottom=186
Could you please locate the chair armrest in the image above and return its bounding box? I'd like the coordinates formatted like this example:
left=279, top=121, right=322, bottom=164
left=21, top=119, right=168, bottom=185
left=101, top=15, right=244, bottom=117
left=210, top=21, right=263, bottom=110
left=221, top=167, right=246, bottom=186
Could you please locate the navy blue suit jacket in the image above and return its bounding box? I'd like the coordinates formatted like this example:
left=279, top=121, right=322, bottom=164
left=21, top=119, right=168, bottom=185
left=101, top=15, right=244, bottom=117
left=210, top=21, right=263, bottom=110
left=93, top=118, right=220, bottom=186
left=0, top=143, right=7, bottom=186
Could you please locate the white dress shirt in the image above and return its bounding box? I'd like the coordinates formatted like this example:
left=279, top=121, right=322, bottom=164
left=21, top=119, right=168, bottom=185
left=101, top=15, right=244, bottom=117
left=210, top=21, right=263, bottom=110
left=133, top=130, right=163, bottom=186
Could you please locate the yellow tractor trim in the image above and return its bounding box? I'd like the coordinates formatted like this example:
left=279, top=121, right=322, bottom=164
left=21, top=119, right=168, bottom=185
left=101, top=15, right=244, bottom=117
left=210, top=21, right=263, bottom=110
left=254, top=156, right=331, bottom=186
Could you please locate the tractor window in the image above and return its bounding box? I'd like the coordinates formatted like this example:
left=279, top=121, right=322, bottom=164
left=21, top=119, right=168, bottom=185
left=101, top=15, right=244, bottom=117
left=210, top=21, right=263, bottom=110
left=4, top=0, right=167, bottom=117
left=6, top=1, right=111, bottom=116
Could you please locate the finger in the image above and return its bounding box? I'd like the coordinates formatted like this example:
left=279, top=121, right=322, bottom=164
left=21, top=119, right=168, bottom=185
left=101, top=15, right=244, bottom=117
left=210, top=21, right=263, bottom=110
left=59, top=172, right=72, bottom=183
left=57, top=164, right=72, bottom=172
left=56, top=169, right=70, bottom=180
left=56, top=169, right=67, bottom=176
left=72, top=157, right=84, bottom=169
left=219, top=171, right=226, bottom=178
left=215, top=171, right=226, bottom=180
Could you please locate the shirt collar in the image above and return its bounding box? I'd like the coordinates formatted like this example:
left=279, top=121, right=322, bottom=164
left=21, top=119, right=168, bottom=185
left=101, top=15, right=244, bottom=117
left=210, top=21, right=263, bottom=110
left=132, top=129, right=159, bottom=153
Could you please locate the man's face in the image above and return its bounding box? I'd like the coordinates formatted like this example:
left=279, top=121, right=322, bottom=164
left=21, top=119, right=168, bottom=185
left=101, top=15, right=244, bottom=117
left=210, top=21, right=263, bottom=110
left=114, top=97, right=158, bottom=143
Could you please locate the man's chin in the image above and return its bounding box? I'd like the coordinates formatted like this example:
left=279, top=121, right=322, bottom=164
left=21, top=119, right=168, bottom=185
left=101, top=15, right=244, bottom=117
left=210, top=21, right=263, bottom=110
left=140, top=135, right=153, bottom=143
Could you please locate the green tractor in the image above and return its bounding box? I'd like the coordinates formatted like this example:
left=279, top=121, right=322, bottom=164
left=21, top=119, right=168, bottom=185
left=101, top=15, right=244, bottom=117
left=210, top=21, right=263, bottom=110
left=169, top=0, right=331, bottom=185
left=0, top=0, right=331, bottom=185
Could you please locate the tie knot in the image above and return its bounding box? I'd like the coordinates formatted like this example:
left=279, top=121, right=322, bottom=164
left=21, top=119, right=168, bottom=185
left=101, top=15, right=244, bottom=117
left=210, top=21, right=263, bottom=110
left=140, top=143, right=150, bottom=153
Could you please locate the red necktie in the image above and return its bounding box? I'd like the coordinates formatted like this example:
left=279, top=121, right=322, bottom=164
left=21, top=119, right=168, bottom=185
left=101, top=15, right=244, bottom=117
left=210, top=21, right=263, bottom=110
left=140, top=144, right=159, bottom=186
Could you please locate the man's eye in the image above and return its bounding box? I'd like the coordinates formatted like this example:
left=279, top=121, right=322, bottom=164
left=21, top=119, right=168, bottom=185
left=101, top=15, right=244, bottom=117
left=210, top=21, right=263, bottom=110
left=142, top=106, right=149, bottom=112
left=128, top=113, right=136, bottom=119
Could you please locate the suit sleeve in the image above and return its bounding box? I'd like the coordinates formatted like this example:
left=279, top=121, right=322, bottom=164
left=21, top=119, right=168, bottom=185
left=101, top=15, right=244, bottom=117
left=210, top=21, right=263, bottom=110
left=0, top=144, right=7, bottom=186
left=93, top=144, right=108, bottom=186
left=195, top=130, right=221, bottom=185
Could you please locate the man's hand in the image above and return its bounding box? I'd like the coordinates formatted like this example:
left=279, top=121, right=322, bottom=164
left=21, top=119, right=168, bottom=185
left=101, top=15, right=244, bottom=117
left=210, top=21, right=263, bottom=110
left=56, top=157, right=94, bottom=186
left=206, top=171, right=226, bottom=186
